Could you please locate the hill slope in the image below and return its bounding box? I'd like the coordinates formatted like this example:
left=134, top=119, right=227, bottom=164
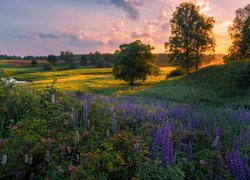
left=135, top=61, right=250, bottom=107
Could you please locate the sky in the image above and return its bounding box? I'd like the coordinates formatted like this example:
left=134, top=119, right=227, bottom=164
left=0, top=0, right=249, bottom=56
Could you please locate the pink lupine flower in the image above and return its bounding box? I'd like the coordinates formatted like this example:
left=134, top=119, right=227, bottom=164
left=82, top=131, right=89, bottom=138
left=68, top=165, right=77, bottom=172
left=11, top=125, right=18, bottom=130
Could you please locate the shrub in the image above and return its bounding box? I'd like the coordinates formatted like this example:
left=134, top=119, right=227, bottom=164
left=43, top=62, right=55, bottom=71
left=167, top=67, right=185, bottom=78
left=31, top=59, right=38, bottom=66
left=47, top=55, right=57, bottom=65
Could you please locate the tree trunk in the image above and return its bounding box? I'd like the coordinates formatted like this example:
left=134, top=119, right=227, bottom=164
left=130, top=77, right=135, bottom=85
left=195, top=63, right=199, bottom=70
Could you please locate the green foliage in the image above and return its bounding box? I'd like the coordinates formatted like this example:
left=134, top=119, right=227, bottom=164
left=219, top=61, right=250, bottom=97
left=47, top=55, right=57, bottom=65
left=113, top=40, right=160, bottom=85
left=167, top=67, right=185, bottom=78
left=80, top=55, right=88, bottom=66
left=31, top=59, right=38, bottom=66
left=226, top=4, right=250, bottom=61
left=43, top=62, right=55, bottom=71
left=0, top=83, right=36, bottom=137
left=165, top=2, right=215, bottom=72
left=66, top=54, right=77, bottom=69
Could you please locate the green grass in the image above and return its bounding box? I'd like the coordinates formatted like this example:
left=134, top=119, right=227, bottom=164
left=1, top=59, right=249, bottom=107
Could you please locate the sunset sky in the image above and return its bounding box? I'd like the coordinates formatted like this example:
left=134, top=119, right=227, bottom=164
left=0, top=0, right=249, bottom=56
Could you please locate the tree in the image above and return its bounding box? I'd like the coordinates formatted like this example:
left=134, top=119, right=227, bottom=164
left=80, top=55, right=88, bottom=66
left=47, top=55, right=57, bottom=65
left=226, top=4, right=250, bottom=61
left=165, top=2, right=215, bottom=72
left=65, top=53, right=76, bottom=69
left=31, top=59, right=38, bottom=66
left=113, top=40, right=159, bottom=85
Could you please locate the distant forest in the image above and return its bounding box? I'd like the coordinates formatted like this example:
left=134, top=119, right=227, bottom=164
left=0, top=53, right=225, bottom=67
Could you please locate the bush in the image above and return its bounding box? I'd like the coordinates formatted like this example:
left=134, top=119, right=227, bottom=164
left=167, top=67, right=185, bottom=78
left=43, top=62, right=55, bottom=71
left=47, top=55, right=57, bottom=65
left=218, top=61, right=250, bottom=97
left=31, top=59, right=38, bottom=66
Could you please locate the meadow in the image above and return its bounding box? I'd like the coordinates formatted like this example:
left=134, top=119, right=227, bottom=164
left=0, top=59, right=250, bottom=179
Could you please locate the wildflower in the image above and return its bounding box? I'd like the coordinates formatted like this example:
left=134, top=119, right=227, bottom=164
left=51, top=94, right=55, bottom=104
left=1, top=155, right=7, bottom=165
left=24, top=155, right=29, bottom=163
left=212, top=126, right=220, bottom=148
left=225, top=151, right=247, bottom=179
left=29, top=156, right=33, bottom=165
left=15, top=171, right=22, bottom=177
left=134, top=141, right=140, bottom=150
left=187, top=142, right=192, bottom=160
left=68, top=165, right=77, bottom=172
left=30, top=173, right=35, bottom=179
left=46, top=150, right=50, bottom=158
left=60, top=145, right=66, bottom=152
left=111, top=113, right=117, bottom=134
left=76, top=154, right=80, bottom=163
left=82, top=131, right=88, bottom=138
left=58, top=166, right=64, bottom=173
left=105, top=129, right=110, bottom=138
left=67, top=146, right=72, bottom=154
left=47, top=138, right=53, bottom=143
left=0, top=139, right=3, bottom=145
left=11, top=125, right=18, bottom=130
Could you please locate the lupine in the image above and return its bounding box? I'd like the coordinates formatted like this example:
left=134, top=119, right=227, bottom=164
left=51, top=94, right=55, bottom=104
left=151, top=124, right=174, bottom=167
left=1, top=155, right=7, bottom=165
left=24, top=154, right=29, bottom=163
left=187, top=142, right=192, bottom=160
left=111, top=113, right=117, bottom=134
left=187, top=121, right=192, bottom=132
left=225, top=151, right=248, bottom=179
left=83, top=99, right=89, bottom=129
left=213, top=126, right=220, bottom=148
left=29, top=156, right=33, bottom=165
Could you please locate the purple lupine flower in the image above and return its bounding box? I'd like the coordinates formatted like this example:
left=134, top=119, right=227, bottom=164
left=71, top=112, right=78, bottom=128
left=15, top=171, right=22, bottom=177
left=0, top=139, right=3, bottom=145
left=232, top=138, right=240, bottom=151
left=187, top=121, right=192, bottom=132
left=225, top=151, right=247, bottom=179
left=151, top=124, right=174, bottom=167
left=187, top=142, right=192, bottom=160
left=111, top=113, right=117, bottom=134
left=82, top=99, right=89, bottom=129
left=161, top=137, right=174, bottom=167
left=150, top=127, right=162, bottom=160
left=214, top=126, right=220, bottom=137
left=213, top=126, right=220, bottom=148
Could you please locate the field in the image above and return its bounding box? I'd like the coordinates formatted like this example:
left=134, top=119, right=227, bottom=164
left=1, top=60, right=249, bottom=107
left=0, top=59, right=250, bottom=179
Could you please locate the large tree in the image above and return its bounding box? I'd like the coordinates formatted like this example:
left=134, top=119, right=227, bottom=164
left=165, top=2, right=215, bottom=72
left=113, top=40, right=159, bottom=85
left=226, top=4, right=250, bottom=61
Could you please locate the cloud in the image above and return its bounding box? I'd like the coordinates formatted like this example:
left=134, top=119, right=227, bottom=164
left=98, top=0, right=144, bottom=20
left=16, top=35, right=33, bottom=40
left=38, top=33, right=61, bottom=39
